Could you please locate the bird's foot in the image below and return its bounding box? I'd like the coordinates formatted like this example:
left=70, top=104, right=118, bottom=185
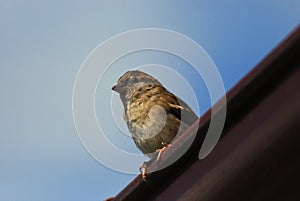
left=156, top=142, right=170, bottom=161
left=139, top=161, right=148, bottom=182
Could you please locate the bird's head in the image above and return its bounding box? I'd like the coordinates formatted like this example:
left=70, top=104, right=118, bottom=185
left=112, top=70, right=161, bottom=104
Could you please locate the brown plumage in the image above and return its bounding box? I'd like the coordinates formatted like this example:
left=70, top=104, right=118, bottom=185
left=112, top=70, right=198, bottom=159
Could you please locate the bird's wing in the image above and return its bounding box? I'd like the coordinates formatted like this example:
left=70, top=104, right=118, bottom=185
left=175, top=95, right=199, bottom=126
left=163, top=91, right=198, bottom=127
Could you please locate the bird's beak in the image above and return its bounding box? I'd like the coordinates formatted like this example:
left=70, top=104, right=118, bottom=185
left=112, top=84, right=122, bottom=93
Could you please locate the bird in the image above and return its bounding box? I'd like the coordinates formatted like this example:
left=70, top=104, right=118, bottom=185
left=112, top=70, right=198, bottom=179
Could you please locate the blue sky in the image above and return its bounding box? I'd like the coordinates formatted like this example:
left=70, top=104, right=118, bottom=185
left=0, top=1, right=299, bottom=200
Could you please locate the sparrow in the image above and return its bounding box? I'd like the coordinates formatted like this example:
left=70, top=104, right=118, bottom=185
left=112, top=70, right=198, bottom=178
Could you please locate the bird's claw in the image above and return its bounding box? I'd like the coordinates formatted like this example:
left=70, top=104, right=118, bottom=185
left=139, top=162, right=148, bottom=182
left=156, top=142, right=170, bottom=161
left=138, top=143, right=170, bottom=181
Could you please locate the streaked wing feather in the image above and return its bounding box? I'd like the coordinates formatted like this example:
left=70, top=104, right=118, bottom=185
left=164, top=91, right=198, bottom=127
